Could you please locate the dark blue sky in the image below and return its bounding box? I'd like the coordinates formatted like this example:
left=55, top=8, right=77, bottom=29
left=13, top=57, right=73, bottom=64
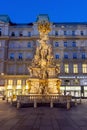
left=0, top=0, right=87, bottom=23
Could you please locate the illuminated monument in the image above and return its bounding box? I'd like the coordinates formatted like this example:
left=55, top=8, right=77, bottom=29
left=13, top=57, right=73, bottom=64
left=27, top=19, right=61, bottom=94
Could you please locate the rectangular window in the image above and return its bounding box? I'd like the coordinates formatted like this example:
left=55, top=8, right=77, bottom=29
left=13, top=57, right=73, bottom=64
left=64, top=53, right=68, bottom=59
left=82, top=64, right=87, bottom=73
left=8, top=80, right=13, bottom=85
left=82, top=53, right=86, bottom=59
left=27, top=42, right=31, bottom=48
left=28, top=32, right=31, bottom=37
left=55, top=31, right=58, bottom=36
left=73, top=53, right=77, bottom=59
left=0, top=28, right=2, bottom=36
left=72, top=42, right=76, bottom=47
left=11, top=32, right=15, bottom=36
left=55, top=42, right=59, bottom=47
left=64, top=64, right=69, bottom=73
left=72, top=31, right=75, bottom=36
left=64, top=31, right=67, bottom=35
left=0, top=42, right=1, bottom=47
left=55, top=54, right=60, bottom=59
left=73, top=64, right=78, bottom=73
left=17, top=80, right=21, bottom=85
left=10, top=53, right=14, bottom=60
left=18, top=53, right=22, bottom=60
left=64, top=42, right=67, bottom=47
left=81, top=31, right=84, bottom=36
left=0, top=31, right=1, bottom=36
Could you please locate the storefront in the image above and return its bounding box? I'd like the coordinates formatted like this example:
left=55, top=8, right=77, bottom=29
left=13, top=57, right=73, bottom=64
left=59, top=76, right=87, bottom=97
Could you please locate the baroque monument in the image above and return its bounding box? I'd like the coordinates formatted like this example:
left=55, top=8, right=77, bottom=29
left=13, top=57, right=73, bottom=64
left=27, top=19, right=61, bottom=95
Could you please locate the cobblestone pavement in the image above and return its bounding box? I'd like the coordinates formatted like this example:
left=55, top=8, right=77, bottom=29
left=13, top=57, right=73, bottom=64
left=0, top=100, right=87, bottom=130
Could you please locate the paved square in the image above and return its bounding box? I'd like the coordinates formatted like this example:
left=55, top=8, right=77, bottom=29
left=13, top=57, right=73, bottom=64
left=0, top=100, right=87, bottom=130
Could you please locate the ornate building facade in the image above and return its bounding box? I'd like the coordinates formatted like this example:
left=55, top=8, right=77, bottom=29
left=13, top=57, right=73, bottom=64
left=0, top=14, right=87, bottom=97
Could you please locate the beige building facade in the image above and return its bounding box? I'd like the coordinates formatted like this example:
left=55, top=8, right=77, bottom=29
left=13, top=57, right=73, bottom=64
left=0, top=14, right=87, bottom=97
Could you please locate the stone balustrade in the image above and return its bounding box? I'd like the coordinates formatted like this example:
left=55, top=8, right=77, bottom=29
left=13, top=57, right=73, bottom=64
left=16, top=94, right=72, bottom=110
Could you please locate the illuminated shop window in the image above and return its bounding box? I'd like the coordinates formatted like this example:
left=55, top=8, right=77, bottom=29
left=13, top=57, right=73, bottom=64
left=73, top=64, right=78, bottom=73
left=64, top=64, right=69, bottom=73
left=8, top=80, right=13, bottom=85
left=17, top=80, right=21, bottom=85
left=82, top=64, right=87, bottom=73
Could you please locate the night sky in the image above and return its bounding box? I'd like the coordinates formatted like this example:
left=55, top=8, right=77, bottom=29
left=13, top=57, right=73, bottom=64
left=0, top=0, right=87, bottom=23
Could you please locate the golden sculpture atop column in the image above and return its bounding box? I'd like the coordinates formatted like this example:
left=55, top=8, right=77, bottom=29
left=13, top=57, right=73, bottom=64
left=38, top=21, right=51, bottom=34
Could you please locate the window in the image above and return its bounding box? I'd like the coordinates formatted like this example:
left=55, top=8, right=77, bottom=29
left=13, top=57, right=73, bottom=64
left=55, top=31, right=58, bottom=36
left=81, top=31, right=84, bottom=36
left=64, top=42, right=67, bottom=47
left=11, top=32, right=15, bottom=36
left=19, top=32, right=23, bottom=36
left=27, top=53, right=32, bottom=59
left=73, top=53, right=77, bottom=59
left=72, top=42, right=76, bottom=47
left=55, top=54, right=60, bottom=59
left=9, top=43, right=15, bottom=48
left=8, top=80, right=13, bottom=85
left=64, top=64, right=69, bottom=73
left=18, top=53, right=22, bottom=60
left=10, top=53, right=14, bottom=60
left=27, top=42, right=31, bottom=48
left=17, top=80, right=21, bottom=85
left=28, top=32, right=31, bottom=37
left=55, top=42, right=59, bottom=47
left=82, top=64, right=87, bottom=73
left=72, top=31, right=75, bottom=36
left=73, top=64, right=78, bottom=73
left=82, top=53, right=86, bottom=59
left=64, top=31, right=67, bottom=35
left=0, top=28, right=2, bottom=36
left=64, top=53, right=68, bottom=59
left=0, top=41, right=1, bottom=47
